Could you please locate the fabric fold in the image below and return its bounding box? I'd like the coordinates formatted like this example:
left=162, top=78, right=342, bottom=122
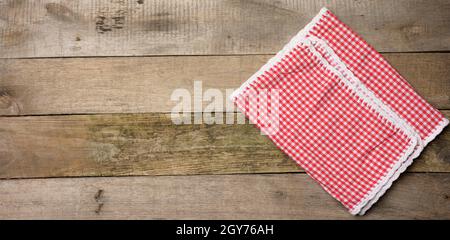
left=230, top=7, right=448, bottom=215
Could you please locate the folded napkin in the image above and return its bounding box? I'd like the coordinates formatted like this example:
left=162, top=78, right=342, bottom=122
left=230, top=8, right=448, bottom=215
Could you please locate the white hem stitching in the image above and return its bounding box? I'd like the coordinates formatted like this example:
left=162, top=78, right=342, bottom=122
left=229, top=7, right=449, bottom=216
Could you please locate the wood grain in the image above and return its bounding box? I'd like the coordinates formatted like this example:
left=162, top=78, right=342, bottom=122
left=1, top=0, right=449, bottom=58
left=0, top=173, right=448, bottom=219
left=0, top=111, right=448, bottom=179
left=0, top=53, right=448, bottom=116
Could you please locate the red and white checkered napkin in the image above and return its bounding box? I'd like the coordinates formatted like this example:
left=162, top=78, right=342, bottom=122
left=230, top=8, right=448, bottom=215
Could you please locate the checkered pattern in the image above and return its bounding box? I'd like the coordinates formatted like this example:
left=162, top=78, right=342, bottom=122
left=306, top=9, right=446, bottom=143
left=230, top=8, right=448, bottom=215
left=310, top=37, right=425, bottom=215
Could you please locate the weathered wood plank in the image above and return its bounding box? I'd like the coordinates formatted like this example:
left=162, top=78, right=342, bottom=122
left=1, top=53, right=448, bottom=116
left=1, top=0, right=449, bottom=58
left=0, top=111, right=448, bottom=179
left=0, top=173, right=448, bottom=219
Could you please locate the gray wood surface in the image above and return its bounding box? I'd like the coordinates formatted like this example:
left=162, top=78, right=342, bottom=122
left=0, top=0, right=449, bottom=219
left=1, top=0, right=449, bottom=58
left=0, top=111, right=448, bottom=179
left=0, top=173, right=448, bottom=219
left=1, top=53, right=448, bottom=116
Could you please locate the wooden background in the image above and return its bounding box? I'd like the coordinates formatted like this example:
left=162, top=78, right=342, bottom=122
left=0, top=0, right=449, bottom=219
